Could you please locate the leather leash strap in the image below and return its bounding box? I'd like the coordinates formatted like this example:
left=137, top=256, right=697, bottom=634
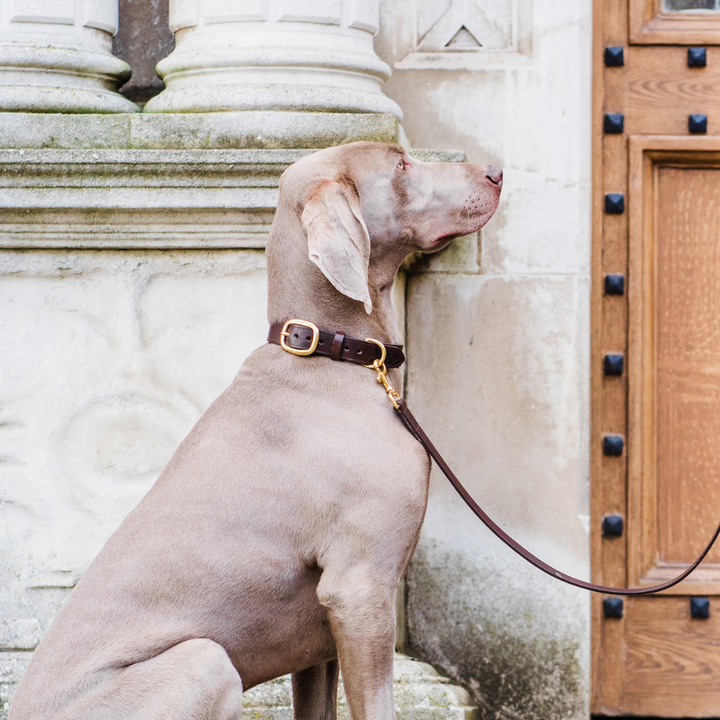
left=268, top=321, right=405, bottom=369
left=394, top=398, right=720, bottom=596
left=272, top=320, right=720, bottom=596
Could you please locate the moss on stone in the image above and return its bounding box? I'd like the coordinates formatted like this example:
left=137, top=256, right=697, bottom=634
left=406, top=543, right=587, bottom=720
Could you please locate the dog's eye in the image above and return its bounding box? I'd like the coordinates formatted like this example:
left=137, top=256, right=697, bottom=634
left=397, top=158, right=406, bottom=170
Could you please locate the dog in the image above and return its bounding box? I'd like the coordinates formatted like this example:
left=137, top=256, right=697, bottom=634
left=9, top=141, right=502, bottom=720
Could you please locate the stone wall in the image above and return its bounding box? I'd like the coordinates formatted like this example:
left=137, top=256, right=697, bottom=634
left=376, top=1, right=593, bottom=719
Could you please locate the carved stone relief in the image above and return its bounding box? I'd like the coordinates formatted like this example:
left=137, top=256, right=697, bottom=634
left=0, top=249, right=269, bottom=641
left=394, top=0, right=532, bottom=69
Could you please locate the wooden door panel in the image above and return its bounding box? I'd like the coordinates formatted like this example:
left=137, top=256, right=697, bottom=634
left=659, top=391, right=720, bottom=563
left=623, top=597, right=720, bottom=716
left=631, top=0, right=720, bottom=43
left=628, top=138, right=720, bottom=594
left=593, top=594, right=720, bottom=715
left=656, top=164, right=720, bottom=566
left=624, top=48, right=720, bottom=134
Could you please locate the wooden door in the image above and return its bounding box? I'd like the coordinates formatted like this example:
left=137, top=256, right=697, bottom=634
left=593, top=2, right=720, bottom=716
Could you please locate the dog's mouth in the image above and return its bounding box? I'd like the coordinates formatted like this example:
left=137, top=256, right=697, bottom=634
left=433, top=232, right=463, bottom=248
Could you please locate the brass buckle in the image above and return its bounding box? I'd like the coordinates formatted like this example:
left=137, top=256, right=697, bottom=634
left=280, top=319, right=320, bottom=356
left=362, top=338, right=387, bottom=369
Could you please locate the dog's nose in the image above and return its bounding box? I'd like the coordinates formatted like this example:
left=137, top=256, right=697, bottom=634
left=486, top=166, right=503, bottom=186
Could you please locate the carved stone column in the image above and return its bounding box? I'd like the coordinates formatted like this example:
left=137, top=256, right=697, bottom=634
left=0, top=0, right=138, bottom=112
left=144, top=0, right=401, bottom=119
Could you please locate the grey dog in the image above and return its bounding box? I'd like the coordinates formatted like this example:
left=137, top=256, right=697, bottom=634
left=10, top=141, right=502, bottom=720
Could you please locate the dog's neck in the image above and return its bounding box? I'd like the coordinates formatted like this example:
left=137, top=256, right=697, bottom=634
left=266, top=208, right=403, bottom=345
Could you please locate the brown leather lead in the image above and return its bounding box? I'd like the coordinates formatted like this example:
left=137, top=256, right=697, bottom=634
left=268, top=322, right=405, bottom=368
left=394, top=398, right=720, bottom=596
left=270, top=320, right=720, bottom=595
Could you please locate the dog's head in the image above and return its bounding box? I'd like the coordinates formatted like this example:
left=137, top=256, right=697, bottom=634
left=274, top=141, right=502, bottom=315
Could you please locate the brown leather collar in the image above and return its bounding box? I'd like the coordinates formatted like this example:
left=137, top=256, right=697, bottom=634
left=268, top=321, right=405, bottom=368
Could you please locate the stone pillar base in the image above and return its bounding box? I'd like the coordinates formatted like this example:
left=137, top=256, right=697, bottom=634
left=146, top=1, right=400, bottom=119
left=0, top=0, right=138, bottom=115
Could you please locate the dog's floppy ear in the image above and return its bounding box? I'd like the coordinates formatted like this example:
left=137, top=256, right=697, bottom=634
left=301, top=179, right=372, bottom=314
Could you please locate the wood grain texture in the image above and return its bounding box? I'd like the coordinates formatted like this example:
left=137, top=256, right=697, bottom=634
left=627, top=139, right=720, bottom=595
left=592, top=0, right=630, bottom=713
left=625, top=47, right=720, bottom=135
left=656, top=167, right=720, bottom=564
left=627, top=137, right=657, bottom=590
left=623, top=597, right=720, bottom=716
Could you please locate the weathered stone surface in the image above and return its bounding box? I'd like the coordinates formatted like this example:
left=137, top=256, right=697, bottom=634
left=0, top=653, right=31, bottom=719
left=390, top=654, right=477, bottom=720
left=0, top=148, right=299, bottom=249
left=0, top=621, right=41, bottom=652
left=376, top=1, right=593, bottom=716
left=0, top=112, right=398, bottom=151
left=0, top=249, right=269, bottom=641
left=404, top=273, right=590, bottom=720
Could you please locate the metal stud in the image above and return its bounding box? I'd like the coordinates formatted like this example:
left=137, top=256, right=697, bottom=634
left=604, top=113, right=624, bottom=134
left=604, top=274, right=625, bottom=296
left=604, top=354, right=624, bottom=376
left=688, top=47, right=707, bottom=68
left=604, top=193, right=625, bottom=214
left=603, top=435, right=624, bottom=456
left=689, top=114, right=708, bottom=133
left=603, top=597, right=624, bottom=619
left=602, top=515, right=624, bottom=537
left=604, top=46, right=625, bottom=67
left=691, top=597, right=710, bottom=619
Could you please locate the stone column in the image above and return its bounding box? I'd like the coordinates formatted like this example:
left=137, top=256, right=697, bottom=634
left=0, top=0, right=138, bottom=112
left=144, top=0, right=401, bottom=120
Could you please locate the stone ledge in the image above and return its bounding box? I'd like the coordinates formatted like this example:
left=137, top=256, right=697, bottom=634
left=0, top=112, right=399, bottom=151
left=0, top=147, right=469, bottom=251
left=0, top=147, right=301, bottom=249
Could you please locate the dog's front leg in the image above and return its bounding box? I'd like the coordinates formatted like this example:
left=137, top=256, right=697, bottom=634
left=292, top=660, right=339, bottom=720
left=317, top=570, right=396, bottom=720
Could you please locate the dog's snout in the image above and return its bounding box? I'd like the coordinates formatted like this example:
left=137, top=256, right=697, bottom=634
left=486, top=166, right=503, bottom=186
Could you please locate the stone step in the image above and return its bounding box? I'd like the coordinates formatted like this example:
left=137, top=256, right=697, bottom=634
left=243, top=654, right=477, bottom=720
left=1, top=652, right=476, bottom=720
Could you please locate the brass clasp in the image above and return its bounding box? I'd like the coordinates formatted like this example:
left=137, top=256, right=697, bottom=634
left=280, top=319, right=320, bottom=356
left=364, top=338, right=401, bottom=409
